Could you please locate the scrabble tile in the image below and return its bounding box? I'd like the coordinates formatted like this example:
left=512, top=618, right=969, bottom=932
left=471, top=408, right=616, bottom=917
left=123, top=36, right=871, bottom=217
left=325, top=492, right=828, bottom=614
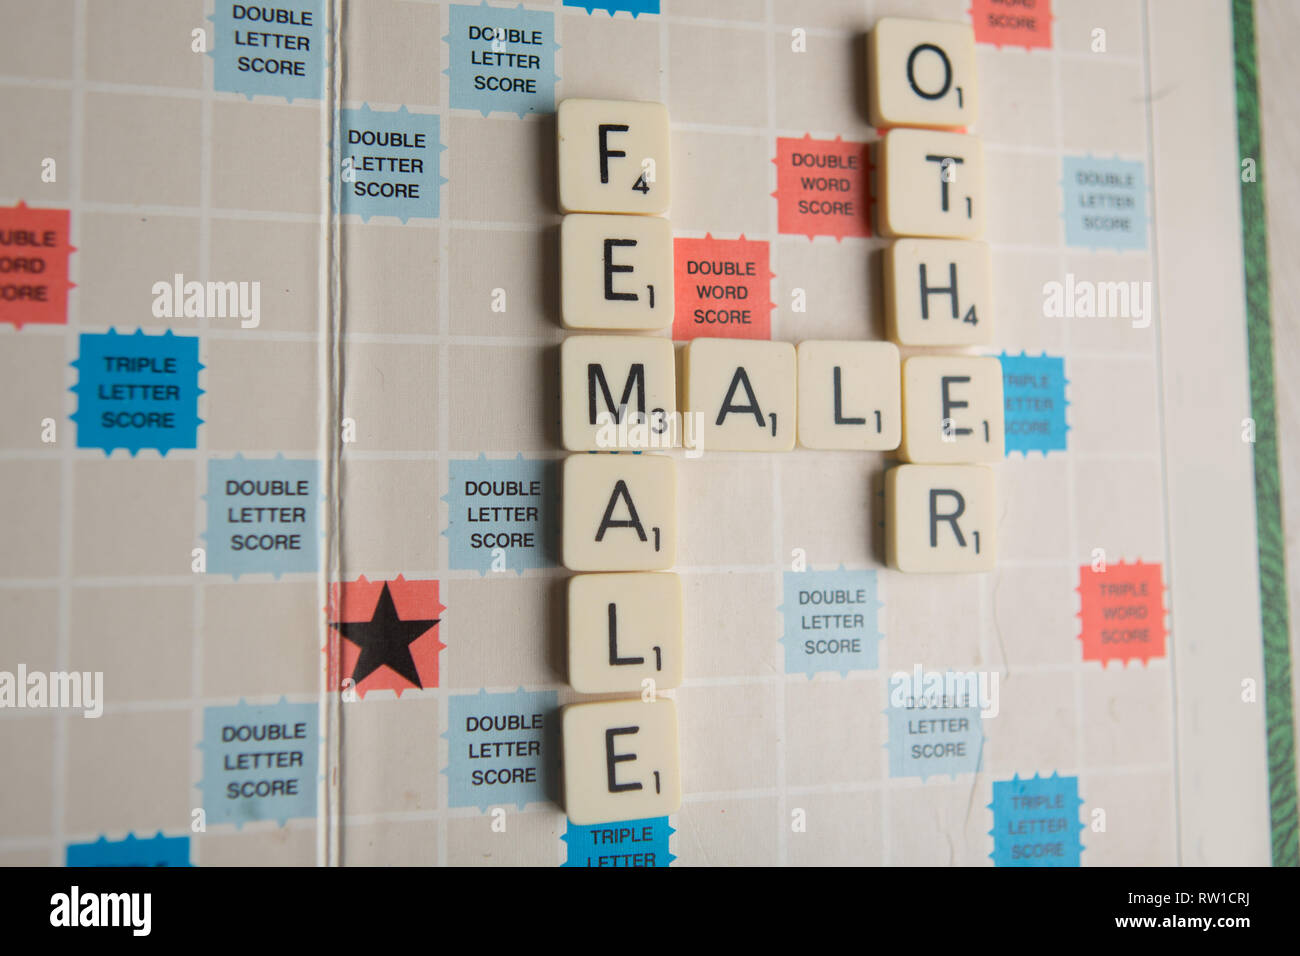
left=683, top=338, right=796, bottom=452
left=557, top=98, right=671, bottom=215
left=795, top=340, right=901, bottom=450
left=568, top=572, right=683, bottom=694
left=884, top=239, right=993, bottom=346
left=562, top=453, right=676, bottom=571
left=868, top=18, right=978, bottom=130
left=561, top=335, right=677, bottom=451
left=886, top=464, right=996, bottom=573
left=561, top=213, right=674, bottom=331
left=900, top=355, right=1005, bottom=463
left=879, top=129, right=984, bottom=239
left=562, top=697, right=681, bottom=825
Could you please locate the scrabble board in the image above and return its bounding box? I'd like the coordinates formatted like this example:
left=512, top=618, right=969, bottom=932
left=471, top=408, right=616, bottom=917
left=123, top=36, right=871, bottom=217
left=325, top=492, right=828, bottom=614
left=1, top=0, right=1294, bottom=868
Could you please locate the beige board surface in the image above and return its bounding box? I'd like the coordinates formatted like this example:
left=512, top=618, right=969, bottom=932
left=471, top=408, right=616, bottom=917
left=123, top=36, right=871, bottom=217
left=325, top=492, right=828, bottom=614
left=0, top=0, right=1281, bottom=868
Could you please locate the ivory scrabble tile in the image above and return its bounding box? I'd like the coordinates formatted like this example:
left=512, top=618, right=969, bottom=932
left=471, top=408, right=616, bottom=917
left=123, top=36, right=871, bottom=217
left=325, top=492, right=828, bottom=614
left=683, top=338, right=797, bottom=452
left=879, top=129, right=984, bottom=239
left=561, top=335, right=676, bottom=452
left=868, top=18, right=979, bottom=130
left=561, top=213, right=674, bottom=331
left=900, top=355, right=1005, bottom=463
left=887, top=464, right=996, bottom=573
left=557, top=98, right=671, bottom=216
left=568, top=572, right=683, bottom=694
left=562, top=453, right=676, bottom=571
left=562, top=698, right=681, bottom=826
left=796, top=340, right=901, bottom=451
left=885, top=239, right=993, bottom=346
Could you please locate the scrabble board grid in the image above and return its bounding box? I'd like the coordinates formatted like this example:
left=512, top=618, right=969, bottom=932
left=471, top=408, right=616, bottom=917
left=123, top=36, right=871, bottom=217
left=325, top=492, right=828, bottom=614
left=0, top=0, right=1283, bottom=867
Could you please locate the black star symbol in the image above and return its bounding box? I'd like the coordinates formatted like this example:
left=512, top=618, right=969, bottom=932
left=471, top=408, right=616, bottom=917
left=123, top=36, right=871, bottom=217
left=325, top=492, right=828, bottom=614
left=334, top=582, right=439, bottom=689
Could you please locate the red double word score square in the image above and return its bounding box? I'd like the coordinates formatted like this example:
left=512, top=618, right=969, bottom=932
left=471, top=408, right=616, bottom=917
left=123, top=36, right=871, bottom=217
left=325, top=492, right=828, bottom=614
left=672, top=234, right=774, bottom=341
left=0, top=202, right=75, bottom=328
left=1077, top=560, right=1167, bottom=666
left=327, top=576, right=446, bottom=698
left=969, top=0, right=1053, bottom=50
left=773, top=135, right=870, bottom=241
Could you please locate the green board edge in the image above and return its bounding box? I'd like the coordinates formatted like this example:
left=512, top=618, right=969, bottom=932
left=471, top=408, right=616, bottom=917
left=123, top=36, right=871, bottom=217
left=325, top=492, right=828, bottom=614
left=1232, top=0, right=1298, bottom=866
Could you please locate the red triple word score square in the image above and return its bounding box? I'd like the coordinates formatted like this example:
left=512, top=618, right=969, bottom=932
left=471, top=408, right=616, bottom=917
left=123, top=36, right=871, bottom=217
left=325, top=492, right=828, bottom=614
left=969, top=0, right=1053, bottom=50
left=1077, top=559, right=1167, bottom=666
